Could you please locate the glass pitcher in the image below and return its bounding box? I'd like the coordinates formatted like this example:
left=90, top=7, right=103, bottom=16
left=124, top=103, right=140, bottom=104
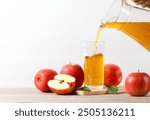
left=101, top=0, right=150, bottom=51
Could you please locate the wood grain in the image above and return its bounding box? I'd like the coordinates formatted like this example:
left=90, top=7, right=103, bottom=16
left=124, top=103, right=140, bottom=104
left=0, top=88, right=150, bottom=103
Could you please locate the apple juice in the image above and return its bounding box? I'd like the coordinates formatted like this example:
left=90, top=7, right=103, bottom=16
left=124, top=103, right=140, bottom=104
left=96, top=22, right=150, bottom=51
left=84, top=22, right=150, bottom=90
left=84, top=53, right=104, bottom=87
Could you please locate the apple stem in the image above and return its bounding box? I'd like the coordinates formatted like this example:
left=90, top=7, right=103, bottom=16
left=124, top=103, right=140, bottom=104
left=70, top=62, right=72, bottom=65
left=138, top=70, right=140, bottom=72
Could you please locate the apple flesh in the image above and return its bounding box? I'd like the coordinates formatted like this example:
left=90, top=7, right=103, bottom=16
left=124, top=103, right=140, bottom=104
left=48, top=74, right=76, bottom=95
left=104, top=64, right=122, bottom=87
left=60, top=63, right=84, bottom=88
left=34, top=69, right=57, bottom=92
left=125, top=72, right=150, bottom=96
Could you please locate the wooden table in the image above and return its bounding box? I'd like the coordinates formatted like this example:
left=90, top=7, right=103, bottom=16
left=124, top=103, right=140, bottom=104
left=0, top=88, right=150, bottom=103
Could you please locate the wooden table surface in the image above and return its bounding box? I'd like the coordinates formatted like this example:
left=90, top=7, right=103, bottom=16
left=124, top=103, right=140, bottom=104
left=0, top=88, right=150, bottom=103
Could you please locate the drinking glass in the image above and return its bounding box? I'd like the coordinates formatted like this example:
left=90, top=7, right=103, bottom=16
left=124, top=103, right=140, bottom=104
left=83, top=41, right=105, bottom=90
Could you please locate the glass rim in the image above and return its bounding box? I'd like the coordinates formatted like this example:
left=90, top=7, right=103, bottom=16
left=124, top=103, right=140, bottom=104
left=101, top=0, right=131, bottom=25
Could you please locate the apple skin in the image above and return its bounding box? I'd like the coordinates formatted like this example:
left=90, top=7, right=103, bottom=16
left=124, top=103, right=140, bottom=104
left=49, top=81, right=76, bottom=95
left=34, top=69, right=57, bottom=92
left=104, top=64, right=122, bottom=87
left=60, top=63, right=84, bottom=87
left=125, top=72, right=150, bottom=96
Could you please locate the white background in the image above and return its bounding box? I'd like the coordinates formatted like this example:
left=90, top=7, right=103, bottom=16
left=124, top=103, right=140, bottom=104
left=0, top=0, right=150, bottom=87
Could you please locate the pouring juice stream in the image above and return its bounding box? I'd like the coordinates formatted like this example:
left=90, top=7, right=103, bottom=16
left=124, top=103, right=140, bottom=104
left=84, top=22, right=150, bottom=88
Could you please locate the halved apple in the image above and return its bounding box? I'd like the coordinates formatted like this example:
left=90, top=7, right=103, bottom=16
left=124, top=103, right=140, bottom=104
left=48, top=74, right=76, bottom=95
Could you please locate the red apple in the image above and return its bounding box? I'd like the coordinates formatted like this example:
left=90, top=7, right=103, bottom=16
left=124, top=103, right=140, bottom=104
left=60, top=63, right=84, bottom=88
left=104, top=64, right=122, bottom=86
left=125, top=71, right=150, bottom=96
left=34, top=69, right=57, bottom=92
left=48, top=74, right=76, bottom=95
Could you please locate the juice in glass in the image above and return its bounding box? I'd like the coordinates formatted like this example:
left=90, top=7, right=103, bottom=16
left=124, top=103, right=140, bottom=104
left=84, top=41, right=104, bottom=90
